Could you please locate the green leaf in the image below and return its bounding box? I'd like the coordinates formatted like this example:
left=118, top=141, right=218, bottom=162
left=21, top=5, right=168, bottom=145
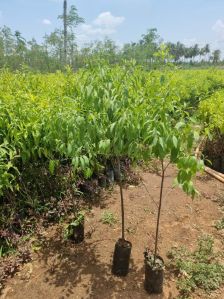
left=99, top=139, right=110, bottom=154
left=172, top=136, right=178, bottom=148
left=175, top=121, right=185, bottom=130
left=67, top=143, right=73, bottom=156
left=49, top=160, right=56, bottom=175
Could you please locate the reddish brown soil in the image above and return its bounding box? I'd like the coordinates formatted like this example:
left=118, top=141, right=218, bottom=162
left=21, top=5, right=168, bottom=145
left=1, top=166, right=224, bottom=299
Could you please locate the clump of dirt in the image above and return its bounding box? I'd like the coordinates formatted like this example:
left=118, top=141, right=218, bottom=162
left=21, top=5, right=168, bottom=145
left=0, top=248, right=31, bottom=291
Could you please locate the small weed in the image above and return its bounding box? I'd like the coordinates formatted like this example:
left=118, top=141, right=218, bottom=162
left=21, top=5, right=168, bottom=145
left=64, top=212, right=85, bottom=239
left=101, top=211, right=117, bottom=226
left=30, top=237, right=43, bottom=252
left=215, top=218, right=224, bottom=230
left=167, top=235, right=224, bottom=298
left=126, top=226, right=136, bottom=234
left=0, top=232, right=18, bottom=257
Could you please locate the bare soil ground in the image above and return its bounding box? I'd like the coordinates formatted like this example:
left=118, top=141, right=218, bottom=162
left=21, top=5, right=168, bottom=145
left=1, top=165, right=224, bottom=299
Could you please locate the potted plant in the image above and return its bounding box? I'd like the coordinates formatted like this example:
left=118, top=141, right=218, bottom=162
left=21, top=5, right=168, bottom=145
left=112, top=158, right=132, bottom=276
left=97, top=126, right=140, bottom=276
left=143, top=107, right=203, bottom=293
left=93, top=63, right=148, bottom=276
left=64, top=211, right=85, bottom=244
left=144, top=250, right=164, bottom=294
left=109, top=105, right=148, bottom=276
left=144, top=157, right=167, bottom=293
left=98, top=173, right=107, bottom=188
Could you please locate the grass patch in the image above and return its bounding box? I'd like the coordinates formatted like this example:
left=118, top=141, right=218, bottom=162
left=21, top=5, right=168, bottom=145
left=215, top=218, right=224, bottom=230
left=167, top=235, right=224, bottom=298
left=101, top=211, right=117, bottom=226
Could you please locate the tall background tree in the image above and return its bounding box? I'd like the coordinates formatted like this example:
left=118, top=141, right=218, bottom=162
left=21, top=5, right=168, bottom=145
left=63, top=0, right=67, bottom=64
left=58, top=1, right=84, bottom=66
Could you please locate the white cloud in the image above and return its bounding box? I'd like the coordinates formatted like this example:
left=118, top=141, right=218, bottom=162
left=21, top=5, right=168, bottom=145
left=77, top=11, right=125, bottom=44
left=212, top=19, right=224, bottom=32
left=80, top=23, right=116, bottom=36
left=212, top=19, right=224, bottom=41
left=93, top=12, right=125, bottom=28
left=42, top=19, right=52, bottom=25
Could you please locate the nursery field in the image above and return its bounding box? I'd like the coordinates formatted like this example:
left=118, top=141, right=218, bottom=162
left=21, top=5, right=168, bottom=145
left=2, top=167, right=224, bottom=299
left=1, top=64, right=224, bottom=298
left=1, top=64, right=224, bottom=197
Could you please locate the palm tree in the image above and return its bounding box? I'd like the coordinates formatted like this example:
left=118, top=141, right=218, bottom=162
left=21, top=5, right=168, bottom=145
left=212, top=49, right=221, bottom=64
left=203, top=44, right=210, bottom=61
left=176, top=42, right=185, bottom=62
left=192, top=44, right=200, bottom=61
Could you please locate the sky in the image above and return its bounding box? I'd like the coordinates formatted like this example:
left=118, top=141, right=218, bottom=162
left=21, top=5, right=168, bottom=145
left=1, top=0, right=224, bottom=50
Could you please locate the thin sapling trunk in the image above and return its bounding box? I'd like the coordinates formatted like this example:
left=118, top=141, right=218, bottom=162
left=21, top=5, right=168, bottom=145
left=154, top=160, right=165, bottom=264
left=118, top=158, right=125, bottom=240
left=144, top=160, right=166, bottom=293
left=112, top=158, right=132, bottom=276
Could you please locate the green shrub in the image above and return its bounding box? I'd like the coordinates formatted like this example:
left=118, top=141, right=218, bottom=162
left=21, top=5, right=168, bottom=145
left=167, top=235, right=224, bottom=298
left=101, top=211, right=117, bottom=226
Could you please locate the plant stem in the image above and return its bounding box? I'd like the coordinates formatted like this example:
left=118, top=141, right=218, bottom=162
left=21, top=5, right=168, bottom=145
left=154, top=160, right=165, bottom=264
left=118, top=158, right=125, bottom=240
left=69, top=167, right=77, bottom=214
